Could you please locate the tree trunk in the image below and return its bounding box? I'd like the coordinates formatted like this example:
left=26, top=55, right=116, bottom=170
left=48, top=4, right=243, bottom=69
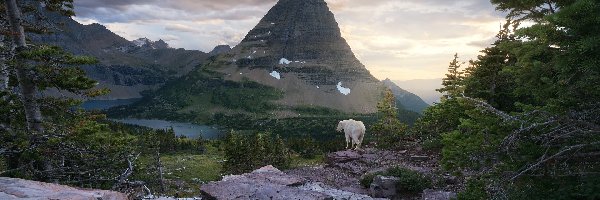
left=4, top=0, right=44, bottom=133
left=0, top=61, right=8, bottom=92
left=0, top=36, right=8, bottom=92
left=156, top=150, right=165, bottom=194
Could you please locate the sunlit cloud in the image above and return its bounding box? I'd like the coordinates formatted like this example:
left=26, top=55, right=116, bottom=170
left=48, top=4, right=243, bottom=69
left=73, top=0, right=505, bottom=81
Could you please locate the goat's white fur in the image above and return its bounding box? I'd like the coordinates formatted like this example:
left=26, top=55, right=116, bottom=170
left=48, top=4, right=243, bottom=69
left=336, top=119, right=366, bottom=150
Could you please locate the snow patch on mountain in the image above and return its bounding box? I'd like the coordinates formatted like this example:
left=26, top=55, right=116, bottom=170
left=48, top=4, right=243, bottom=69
left=269, top=71, right=281, bottom=80
left=279, top=58, right=292, bottom=65
left=337, top=82, right=351, bottom=95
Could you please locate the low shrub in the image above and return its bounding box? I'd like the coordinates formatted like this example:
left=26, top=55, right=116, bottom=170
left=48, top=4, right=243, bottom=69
left=360, top=167, right=432, bottom=194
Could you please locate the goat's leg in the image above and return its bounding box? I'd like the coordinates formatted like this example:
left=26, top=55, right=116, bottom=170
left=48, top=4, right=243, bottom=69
left=345, top=134, right=350, bottom=149
left=356, top=134, right=364, bottom=150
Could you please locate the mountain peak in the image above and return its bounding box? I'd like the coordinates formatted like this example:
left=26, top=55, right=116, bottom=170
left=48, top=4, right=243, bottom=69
left=132, top=38, right=151, bottom=47
left=209, top=45, right=232, bottom=56
left=131, top=38, right=170, bottom=49
left=230, top=0, right=376, bottom=85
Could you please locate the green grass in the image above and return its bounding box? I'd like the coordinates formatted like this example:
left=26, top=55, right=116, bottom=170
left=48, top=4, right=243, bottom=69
left=134, top=144, right=224, bottom=197
left=360, top=167, right=432, bottom=193
left=290, top=154, right=325, bottom=168
left=161, top=153, right=223, bottom=183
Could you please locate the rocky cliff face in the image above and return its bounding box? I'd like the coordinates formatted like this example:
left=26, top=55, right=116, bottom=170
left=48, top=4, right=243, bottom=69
left=30, top=14, right=211, bottom=99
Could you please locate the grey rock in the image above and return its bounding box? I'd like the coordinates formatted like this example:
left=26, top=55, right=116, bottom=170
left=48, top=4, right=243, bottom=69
left=201, top=166, right=328, bottom=200
left=369, top=175, right=400, bottom=198
left=299, top=182, right=387, bottom=200
left=326, top=150, right=362, bottom=164
left=0, top=177, right=127, bottom=200
left=410, top=155, right=429, bottom=162
left=421, top=189, right=457, bottom=200
left=443, top=175, right=458, bottom=185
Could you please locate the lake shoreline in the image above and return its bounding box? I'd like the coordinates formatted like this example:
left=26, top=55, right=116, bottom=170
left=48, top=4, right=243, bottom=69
left=111, top=118, right=223, bottom=140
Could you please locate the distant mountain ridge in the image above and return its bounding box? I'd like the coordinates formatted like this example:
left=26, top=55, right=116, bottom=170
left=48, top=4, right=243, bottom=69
left=30, top=14, right=213, bottom=99
left=393, top=79, right=443, bottom=105
left=382, top=79, right=429, bottom=113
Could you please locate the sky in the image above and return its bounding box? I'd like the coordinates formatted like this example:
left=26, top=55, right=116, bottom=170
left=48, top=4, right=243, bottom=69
left=72, top=0, right=505, bottom=81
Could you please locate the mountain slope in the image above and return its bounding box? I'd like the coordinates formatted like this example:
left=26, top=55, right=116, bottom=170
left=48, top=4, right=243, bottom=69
left=30, top=14, right=211, bottom=99
left=393, top=79, right=443, bottom=105
left=382, top=79, right=430, bottom=113
left=114, top=0, right=386, bottom=121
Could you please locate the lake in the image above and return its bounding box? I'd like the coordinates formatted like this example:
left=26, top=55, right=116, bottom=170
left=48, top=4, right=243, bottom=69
left=80, top=98, right=141, bottom=110
left=112, top=119, right=223, bottom=139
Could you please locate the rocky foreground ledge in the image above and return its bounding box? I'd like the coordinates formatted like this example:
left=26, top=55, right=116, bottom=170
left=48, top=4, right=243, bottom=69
left=0, top=177, right=127, bottom=200
left=200, top=165, right=384, bottom=200
left=199, top=148, right=456, bottom=200
left=0, top=149, right=456, bottom=200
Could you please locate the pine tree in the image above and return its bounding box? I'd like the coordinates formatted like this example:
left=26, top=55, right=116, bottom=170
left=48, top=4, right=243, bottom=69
left=371, top=89, right=408, bottom=149
left=436, top=54, right=465, bottom=100
left=0, top=0, right=133, bottom=187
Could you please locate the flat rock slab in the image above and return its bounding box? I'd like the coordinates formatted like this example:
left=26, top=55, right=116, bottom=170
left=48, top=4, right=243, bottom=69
left=0, top=177, right=127, bottom=200
left=201, top=165, right=328, bottom=200
left=326, top=150, right=363, bottom=164
left=201, top=165, right=382, bottom=200
left=299, top=182, right=387, bottom=200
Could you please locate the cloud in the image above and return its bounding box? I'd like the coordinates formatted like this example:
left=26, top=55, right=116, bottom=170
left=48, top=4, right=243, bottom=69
left=74, top=0, right=276, bottom=23
left=72, top=0, right=505, bottom=81
left=164, top=24, right=199, bottom=33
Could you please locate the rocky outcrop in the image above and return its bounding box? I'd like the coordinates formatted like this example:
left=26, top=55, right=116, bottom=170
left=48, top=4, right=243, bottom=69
left=369, top=176, right=400, bottom=198
left=201, top=165, right=326, bottom=199
left=200, top=165, right=384, bottom=200
left=325, top=149, right=405, bottom=175
left=0, top=177, right=127, bottom=200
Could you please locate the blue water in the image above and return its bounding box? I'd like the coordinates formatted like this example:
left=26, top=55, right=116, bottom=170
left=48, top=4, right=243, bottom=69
left=112, top=119, right=223, bottom=139
left=81, top=98, right=141, bottom=110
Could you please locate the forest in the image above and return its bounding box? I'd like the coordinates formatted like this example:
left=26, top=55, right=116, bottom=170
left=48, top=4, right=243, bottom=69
left=1, top=0, right=599, bottom=199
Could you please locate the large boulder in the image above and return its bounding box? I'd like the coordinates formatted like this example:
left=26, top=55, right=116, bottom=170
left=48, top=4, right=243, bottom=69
left=369, top=175, right=400, bottom=198
left=0, top=177, right=127, bottom=200
left=326, top=150, right=362, bottom=164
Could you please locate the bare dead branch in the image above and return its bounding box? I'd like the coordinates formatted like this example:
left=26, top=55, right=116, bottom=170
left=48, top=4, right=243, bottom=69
left=510, top=141, right=600, bottom=181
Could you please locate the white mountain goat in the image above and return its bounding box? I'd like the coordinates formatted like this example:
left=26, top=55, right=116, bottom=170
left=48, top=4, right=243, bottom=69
left=336, top=119, right=366, bottom=150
